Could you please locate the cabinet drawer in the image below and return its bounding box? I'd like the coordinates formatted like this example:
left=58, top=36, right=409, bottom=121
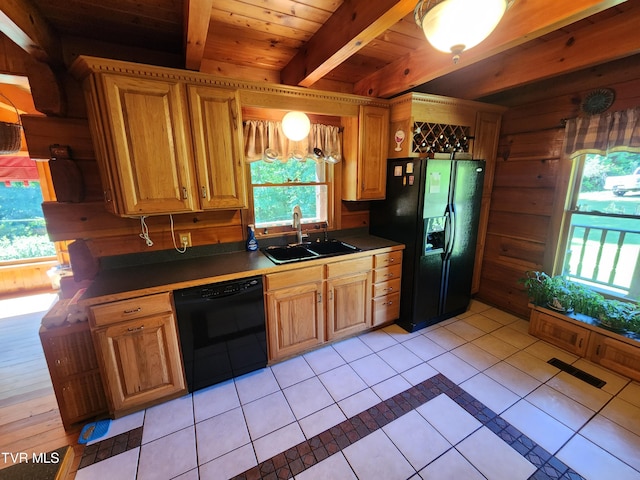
left=372, top=292, right=400, bottom=326
left=529, top=310, right=589, bottom=356
left=374, top=251, right=402, bottom=268
left=90, top=292, right=173, bottom=327
left=265, top=266, right=323, bottom=291
left=326, top=256, right=372, bottom=278
left=373, top=278, right=401, bottom=298
left=373, top=264, right=402, bottom=284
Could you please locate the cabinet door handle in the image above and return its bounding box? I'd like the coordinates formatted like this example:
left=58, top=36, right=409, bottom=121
left=318, top=292, right=322, bottom=304
left=201, top=186, right=207, bottom=198
left=182, top=187, right=188, bottom=199
left=123, top=307, right=142, bottom=315
left=578, top=338, right=583, bottom=348
left=596, top=344, right=601, bottom=356
left=127, top=325, right=144, bottom=333
left=329, top=290, right=334, bottom=301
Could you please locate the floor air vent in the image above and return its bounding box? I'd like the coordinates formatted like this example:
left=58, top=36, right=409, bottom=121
left=547, top=358, right=606, bottom=388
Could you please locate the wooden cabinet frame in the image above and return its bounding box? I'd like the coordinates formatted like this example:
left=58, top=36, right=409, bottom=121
left=529, top=305, right=640, bottom=382
left=89, top=292, right=186, bottom=417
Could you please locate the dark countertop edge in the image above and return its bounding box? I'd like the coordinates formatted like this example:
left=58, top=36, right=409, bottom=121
left=80, top=234, right=404, bottom=306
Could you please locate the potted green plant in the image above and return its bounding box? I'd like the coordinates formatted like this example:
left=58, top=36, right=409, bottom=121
left=519, top=271, right=573, bottom=313
left=521, top=270, right=640, bottom=336
left=519, top=271, right=552, bottom=307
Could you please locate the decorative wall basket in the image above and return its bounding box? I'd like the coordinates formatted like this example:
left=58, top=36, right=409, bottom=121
left=0, top=94, right=22, bottom=154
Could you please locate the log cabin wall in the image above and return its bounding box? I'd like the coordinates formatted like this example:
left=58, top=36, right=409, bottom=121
left=475, top=56, right=640, bottom=319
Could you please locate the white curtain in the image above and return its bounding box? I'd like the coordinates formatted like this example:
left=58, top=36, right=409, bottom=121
left=243, top=121, right=342, bottom=163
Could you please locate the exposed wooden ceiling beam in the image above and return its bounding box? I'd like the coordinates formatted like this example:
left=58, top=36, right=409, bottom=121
left=281, top=0, right=416, bottom=88
left=353, top=0, right=627, bottom=98
left=0, top=0, right=62, bottom=64
left=184, top=0, right=214, bottom=70
left=420, top=2, right=640, bottom=100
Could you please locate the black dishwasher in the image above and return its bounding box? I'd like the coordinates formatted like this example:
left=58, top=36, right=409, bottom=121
left=174, top=276, right=267, bottom=392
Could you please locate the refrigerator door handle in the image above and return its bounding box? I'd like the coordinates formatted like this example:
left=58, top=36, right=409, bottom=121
left=443, top=205, right=456, bottom=259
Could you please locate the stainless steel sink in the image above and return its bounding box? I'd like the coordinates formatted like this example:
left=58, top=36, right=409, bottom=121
left=261, top=240, right=361, bottom=264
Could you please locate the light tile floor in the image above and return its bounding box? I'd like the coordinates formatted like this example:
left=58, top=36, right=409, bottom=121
left=75, top=300, right=640, bottom=480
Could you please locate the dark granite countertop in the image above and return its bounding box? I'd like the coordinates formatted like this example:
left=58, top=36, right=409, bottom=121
left=80, top=234, right=403, bottom=305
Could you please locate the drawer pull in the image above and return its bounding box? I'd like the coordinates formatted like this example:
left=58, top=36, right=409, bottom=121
left=384, top=301, right=393, bottom=306
left=124, top=307, right=142, bottom=315
left=386, top=287, right=394, bottom=292
left=385, top=273, right=394, bottom=278
left=388, top=258, right=395, bottom=262
left=127, top=326, right=144, bottom=333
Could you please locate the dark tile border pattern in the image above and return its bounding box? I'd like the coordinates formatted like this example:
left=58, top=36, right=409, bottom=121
left=78, top=426, right=143, bottom=470
left=232, top=374, right=585, bottom=480
left=78, top=375, right=585, bottom=480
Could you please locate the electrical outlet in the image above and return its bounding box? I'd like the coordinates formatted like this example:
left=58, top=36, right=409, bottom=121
left=179, top=232, right=192, bottom=248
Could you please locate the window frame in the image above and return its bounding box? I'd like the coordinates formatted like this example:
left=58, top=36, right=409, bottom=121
left=554, top=153, right=640, bottom=300
left=245, top=162, right=337, bottom=238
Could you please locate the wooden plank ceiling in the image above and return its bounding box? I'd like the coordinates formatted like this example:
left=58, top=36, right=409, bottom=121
left=0, top=0, right=639, bottom=104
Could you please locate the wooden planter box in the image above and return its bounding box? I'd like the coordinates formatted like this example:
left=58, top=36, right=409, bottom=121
left=529, top=305, right=640, bottom=382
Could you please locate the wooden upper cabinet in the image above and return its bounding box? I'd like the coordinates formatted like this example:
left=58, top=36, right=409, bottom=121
left=343, top=105, right=390, bottom=201
left=99, top=74, right=198, bottom=215
left=187, top=85, right=247, bottom=210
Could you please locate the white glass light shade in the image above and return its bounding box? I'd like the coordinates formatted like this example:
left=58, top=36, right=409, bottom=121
left=282, top=111, right=311, bottom=141
left=421, top=0, right=508, bottom=57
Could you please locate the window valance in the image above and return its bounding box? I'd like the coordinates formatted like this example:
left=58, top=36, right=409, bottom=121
left=564, top=107, right=640, bottom=158
left=243, top=121, right=342, bottom=164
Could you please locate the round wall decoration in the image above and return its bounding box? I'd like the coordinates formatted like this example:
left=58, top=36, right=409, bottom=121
left=581, top=88, right=615, bottom=115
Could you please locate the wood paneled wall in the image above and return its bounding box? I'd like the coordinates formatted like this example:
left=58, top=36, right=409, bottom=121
left=476, top=57, right=640, bottom=318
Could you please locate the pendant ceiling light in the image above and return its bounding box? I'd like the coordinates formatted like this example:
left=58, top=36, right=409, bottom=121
left=282, top=111, right=311, bottom=141
left=414, top=0, right=512, bottom=63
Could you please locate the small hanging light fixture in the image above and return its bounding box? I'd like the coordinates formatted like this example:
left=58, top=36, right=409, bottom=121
left=414, top=0, right=512, bottom=63
left=282, top=111, right=311, bottom=141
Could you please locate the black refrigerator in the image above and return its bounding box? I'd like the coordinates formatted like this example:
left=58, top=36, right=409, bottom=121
left=370, top=157, right=485, bottom=332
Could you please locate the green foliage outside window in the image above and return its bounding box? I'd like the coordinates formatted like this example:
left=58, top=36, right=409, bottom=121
left=0, top=182, right=55, bottom=261
left=250, top=160, right=328, bottom=227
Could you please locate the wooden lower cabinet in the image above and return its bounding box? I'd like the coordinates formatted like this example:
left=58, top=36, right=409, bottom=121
left=529, top=306, right=640, bottom=382
left=588, top=332, right=640, bottom=382
left=265, top=266, right=325, bottom=362
left=39, top=321, right=108, bottom=429
left=264, top=250, right=403, bottom=363
left=90, top=293, right=186, bottom=417
left=529, top=308, right=589, bottom=356
left=326, top=257, right=372, bottom=341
